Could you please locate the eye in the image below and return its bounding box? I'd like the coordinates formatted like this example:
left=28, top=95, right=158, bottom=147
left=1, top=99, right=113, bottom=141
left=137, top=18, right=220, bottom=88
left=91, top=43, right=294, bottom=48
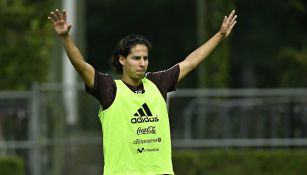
left=143, top=56, right=148, bottom=61
left=132, top=56, right=140, bottom=60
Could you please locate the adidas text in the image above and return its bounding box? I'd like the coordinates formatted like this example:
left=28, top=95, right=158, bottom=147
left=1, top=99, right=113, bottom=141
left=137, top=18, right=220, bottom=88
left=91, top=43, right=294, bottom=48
left=131, top=116, right=159, bottom=124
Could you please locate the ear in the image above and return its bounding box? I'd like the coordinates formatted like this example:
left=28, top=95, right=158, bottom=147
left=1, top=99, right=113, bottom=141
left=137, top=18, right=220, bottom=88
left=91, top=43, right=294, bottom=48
left=119, top=55, right=125, bottom=66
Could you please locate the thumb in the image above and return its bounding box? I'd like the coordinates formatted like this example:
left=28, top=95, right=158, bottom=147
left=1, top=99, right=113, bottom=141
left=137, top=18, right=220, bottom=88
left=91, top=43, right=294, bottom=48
left=68, top=24, right=72, bottom=30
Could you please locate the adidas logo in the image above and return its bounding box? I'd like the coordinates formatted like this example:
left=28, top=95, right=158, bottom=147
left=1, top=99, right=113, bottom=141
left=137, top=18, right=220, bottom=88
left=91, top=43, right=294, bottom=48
left=131, top=103, right=159, bottom=124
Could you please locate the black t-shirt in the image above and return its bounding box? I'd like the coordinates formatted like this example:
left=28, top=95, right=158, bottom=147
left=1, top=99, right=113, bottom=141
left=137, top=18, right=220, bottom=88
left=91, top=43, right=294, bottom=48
left=86, top=64, right=180, bottom=110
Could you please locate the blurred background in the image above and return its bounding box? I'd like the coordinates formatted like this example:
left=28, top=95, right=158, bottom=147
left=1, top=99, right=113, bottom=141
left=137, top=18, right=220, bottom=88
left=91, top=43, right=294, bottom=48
left=1, top=0, right=307, bottom=175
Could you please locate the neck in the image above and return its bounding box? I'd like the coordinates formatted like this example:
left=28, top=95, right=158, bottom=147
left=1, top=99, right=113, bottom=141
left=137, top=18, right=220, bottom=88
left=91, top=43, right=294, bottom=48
left=121, top=75, right=142, bottom=87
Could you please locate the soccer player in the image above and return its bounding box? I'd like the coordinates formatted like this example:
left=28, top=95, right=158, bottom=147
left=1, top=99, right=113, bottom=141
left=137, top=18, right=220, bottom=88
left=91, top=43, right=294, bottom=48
left=48, top=9, right=237, bottom=175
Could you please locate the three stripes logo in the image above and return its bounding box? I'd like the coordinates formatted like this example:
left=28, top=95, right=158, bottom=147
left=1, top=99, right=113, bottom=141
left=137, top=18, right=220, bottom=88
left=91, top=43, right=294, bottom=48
left=131, top=103, right=159, bottom=124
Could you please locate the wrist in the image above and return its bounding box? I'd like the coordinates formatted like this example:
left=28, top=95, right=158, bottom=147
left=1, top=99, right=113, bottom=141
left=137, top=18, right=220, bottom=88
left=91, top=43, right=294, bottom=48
left=60, top=33, right=70, bottom=39
left=216, top=31, right=226, bottom=40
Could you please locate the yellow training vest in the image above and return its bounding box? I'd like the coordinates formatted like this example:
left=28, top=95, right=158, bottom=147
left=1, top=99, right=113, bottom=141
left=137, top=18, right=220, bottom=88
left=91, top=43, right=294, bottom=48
left=98, top=78, right=174, bottom=175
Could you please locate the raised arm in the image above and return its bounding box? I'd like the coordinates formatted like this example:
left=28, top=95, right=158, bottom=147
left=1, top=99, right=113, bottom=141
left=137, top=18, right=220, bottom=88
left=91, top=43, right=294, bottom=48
left=48, top=9, right=95, bottom=88
left=178, top=10, right=237, bottom=82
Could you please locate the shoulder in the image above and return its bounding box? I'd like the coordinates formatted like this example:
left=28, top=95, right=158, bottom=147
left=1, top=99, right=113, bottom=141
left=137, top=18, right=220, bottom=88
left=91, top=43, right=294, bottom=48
left=94, top=70, right=115, bottom=88
left=85, top=69, right=117, bottom=109
left=146, top=64, right=180, bottom=82
left=145, top=64, right=180, bottom=100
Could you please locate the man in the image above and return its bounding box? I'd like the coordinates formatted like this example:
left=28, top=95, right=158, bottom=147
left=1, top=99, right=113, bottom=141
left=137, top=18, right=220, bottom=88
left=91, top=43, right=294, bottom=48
left=48, top=9, right=237, bottom=175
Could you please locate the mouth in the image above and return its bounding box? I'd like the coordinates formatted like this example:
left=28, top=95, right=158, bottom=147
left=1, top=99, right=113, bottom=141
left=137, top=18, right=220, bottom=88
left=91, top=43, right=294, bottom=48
left=136, top=70, right=146, bottom=77
left=136, top=69, right=146, bottom=73
left=136, top=72, right=145, bottom=76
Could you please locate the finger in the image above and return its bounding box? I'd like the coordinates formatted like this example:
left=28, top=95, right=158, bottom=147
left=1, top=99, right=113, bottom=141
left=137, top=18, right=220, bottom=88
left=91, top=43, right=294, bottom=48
left=48, top=16, right=55, bottom=23
left=230, top=15, right=237, bottom=25
left=226, top=10, right=235, bottom=25
left=230, top=21, right=237, bottom=30
left=55, top=9, right=62, bottom=20
left=228, top=10, right=236, bottom=19
left=227, top=13, right=237, bottom=26
left=223, top=16, right=227, bottom=25
left=49, top=11, right=57, bottom=21
left=63, top=9, right=67, bottom=21
left=229, top=21, right=237, bottom=33
left=68, top=24, right=72, bottom=31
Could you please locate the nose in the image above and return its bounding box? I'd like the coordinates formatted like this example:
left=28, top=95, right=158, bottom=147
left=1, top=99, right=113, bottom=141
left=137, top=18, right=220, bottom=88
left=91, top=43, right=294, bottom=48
left=139, top=58, right=146, bottom=67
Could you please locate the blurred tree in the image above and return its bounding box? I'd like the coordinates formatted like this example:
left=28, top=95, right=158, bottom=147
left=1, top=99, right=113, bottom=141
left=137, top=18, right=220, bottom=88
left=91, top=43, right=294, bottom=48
left=198, top=0, right=235, bottom=88
left=86, top=0, right=235, bottom=88
left=231, top=0, right=307, bottom=88
left=86, top=0, right=307, bottom=88
left=278, top=47, right=307, bottom=87
left=86, top=0, right=199, bottom=87
left=277, top=0, right=307, bottom=87
left=0, top=0, right=53, bottom=90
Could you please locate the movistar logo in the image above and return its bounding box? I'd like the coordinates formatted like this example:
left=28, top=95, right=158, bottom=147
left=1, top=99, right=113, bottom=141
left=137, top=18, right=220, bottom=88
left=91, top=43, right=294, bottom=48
left=137, top=147, right=159, bottom=154
left=131, top=103, right=159, bottom=124
left=137, top=148, right=145, bottom=153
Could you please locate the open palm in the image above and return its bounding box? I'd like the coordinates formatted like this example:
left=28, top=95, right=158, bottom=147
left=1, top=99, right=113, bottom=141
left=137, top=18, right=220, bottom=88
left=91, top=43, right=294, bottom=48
left=48, top=9, right=71, bottom=36
left=219, top=10, right=237, bottom=38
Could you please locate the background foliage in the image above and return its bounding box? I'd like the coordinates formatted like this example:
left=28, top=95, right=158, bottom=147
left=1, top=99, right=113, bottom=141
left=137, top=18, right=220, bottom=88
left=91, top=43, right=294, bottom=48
left=173, top=149, right=307, bottom=175
left=1, top=0, right=306, bottom=89
left=86, top=0, right=307, bottom=88
left=0, top=157, right=24, bottom=175
left=232, top=0, right=307, bottom=88
left=0, top=0, right=53, bottom=90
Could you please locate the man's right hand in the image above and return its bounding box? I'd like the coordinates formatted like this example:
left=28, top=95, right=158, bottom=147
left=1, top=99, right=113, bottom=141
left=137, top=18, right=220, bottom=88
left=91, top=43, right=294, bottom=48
left=48, top=9, right=71, bottom=37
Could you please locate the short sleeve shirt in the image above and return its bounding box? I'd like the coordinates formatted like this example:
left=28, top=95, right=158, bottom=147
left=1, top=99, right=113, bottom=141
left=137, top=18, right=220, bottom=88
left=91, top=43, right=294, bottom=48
left=85, top=64, right=180, bottom=110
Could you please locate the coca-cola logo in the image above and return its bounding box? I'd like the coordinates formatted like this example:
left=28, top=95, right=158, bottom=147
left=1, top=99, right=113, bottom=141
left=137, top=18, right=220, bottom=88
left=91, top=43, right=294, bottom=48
left=137, top=126, right=156, bottom=135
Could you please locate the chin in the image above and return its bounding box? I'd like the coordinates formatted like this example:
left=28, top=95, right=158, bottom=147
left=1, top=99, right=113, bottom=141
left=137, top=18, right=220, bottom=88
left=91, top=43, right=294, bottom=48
left=135, top=73, right=145, bottom=79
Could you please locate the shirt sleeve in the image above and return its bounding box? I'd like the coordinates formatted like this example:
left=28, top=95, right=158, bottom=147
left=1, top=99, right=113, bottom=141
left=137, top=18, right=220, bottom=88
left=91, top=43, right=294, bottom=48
left=146, top=64, right=180, bottom=100
left=85, top=70, right=116, bottom=110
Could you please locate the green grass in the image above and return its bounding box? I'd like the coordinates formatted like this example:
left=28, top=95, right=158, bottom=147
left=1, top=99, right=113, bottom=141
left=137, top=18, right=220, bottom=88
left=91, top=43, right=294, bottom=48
left=0, top=157, right=25, bottom=175
left=173, top=149, right=307, bottom=175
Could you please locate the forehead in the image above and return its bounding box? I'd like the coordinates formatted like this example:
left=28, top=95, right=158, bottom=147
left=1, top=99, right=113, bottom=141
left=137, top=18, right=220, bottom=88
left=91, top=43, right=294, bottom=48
left=129, top=44, right=148, bottom=55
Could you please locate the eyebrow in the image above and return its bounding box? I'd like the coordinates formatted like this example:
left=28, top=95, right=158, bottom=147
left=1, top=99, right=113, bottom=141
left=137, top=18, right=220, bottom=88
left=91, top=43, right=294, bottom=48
left=132, top=56, right=148, bottom=59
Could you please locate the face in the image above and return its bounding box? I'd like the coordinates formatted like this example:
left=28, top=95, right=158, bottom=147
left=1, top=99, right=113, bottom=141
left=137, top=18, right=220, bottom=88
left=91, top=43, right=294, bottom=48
left=120, top=44, right=149, bottom=81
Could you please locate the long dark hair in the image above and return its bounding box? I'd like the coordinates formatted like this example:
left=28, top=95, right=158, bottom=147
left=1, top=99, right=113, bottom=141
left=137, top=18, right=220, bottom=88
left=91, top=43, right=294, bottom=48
left=109, top=34, right=152, bottom=74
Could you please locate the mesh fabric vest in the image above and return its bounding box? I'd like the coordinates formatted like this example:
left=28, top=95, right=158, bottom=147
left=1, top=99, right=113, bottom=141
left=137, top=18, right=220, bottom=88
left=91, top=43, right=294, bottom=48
left=98, top=78, right=174, bottom=175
